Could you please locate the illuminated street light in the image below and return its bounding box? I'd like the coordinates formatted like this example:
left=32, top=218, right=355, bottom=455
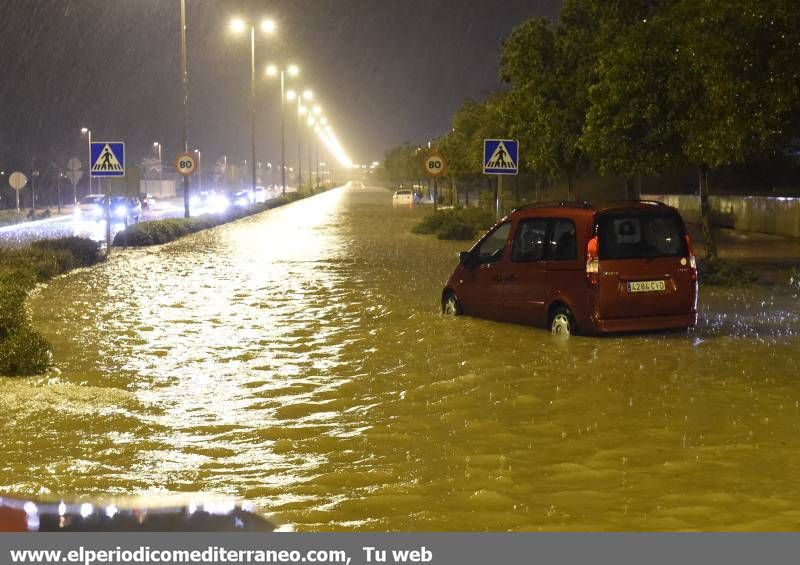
left=229, top=16, right=277, bottom=196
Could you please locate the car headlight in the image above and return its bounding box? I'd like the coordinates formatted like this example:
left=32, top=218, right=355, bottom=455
left=113, top=206, right=127, bottom=218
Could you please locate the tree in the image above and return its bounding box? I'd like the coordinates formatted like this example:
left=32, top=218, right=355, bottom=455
left=669, top=0, right=800, bottom=257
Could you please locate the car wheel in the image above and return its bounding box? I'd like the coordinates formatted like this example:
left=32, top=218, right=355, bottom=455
left=442, top=291, right=462, bottom=316
left=550, top=306, right=577, bottom=337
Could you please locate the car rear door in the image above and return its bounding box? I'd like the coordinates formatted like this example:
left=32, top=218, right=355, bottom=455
left=595, top=211, right=696, bottom=319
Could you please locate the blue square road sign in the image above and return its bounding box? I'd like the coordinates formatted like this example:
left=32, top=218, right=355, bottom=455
left=483, top=139, right=519, bottom=175
left=90, top=142, right=125, bottom=177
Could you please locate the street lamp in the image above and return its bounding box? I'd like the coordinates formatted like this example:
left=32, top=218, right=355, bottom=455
left=266, top=63, right=299, bottom=196
left=230, top=16, right=276, bottom=197
left=81, top=127, right=92, bottom=195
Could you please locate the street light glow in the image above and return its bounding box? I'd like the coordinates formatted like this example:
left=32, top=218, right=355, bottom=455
left=286, top=89, right=297, bottom=101
left=260, top=19, right=276, bottom=33
left=320, top=117, right=328, bottom=125
left=81, top=127, right=89, bottom=134
left=313, top=105, right=322, bottom=115
left=266, top=64, right=278, bottom=76
left=303, top=90, right=314, bottom=101
left=287, top=64, right=299, bottom=77
left=298, top=105, right=308, bottom=115
left=307, top=116, right=316, bottom=126
left=229, top=17, right=246, bottom=33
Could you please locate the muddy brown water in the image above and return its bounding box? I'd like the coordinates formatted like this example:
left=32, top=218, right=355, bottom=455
left=3, top=184, right=800, bottom=530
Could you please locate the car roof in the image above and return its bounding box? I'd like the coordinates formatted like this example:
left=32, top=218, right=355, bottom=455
left=508, top=200, right=677, bottom=221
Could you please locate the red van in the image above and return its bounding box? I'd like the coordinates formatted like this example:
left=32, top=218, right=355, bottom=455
left=442, top=201, right=698, bottom=336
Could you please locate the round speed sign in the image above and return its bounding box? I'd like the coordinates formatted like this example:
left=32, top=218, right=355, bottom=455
left=424, top=152, right=446, bottom=177
left=174, top=152, right=197, bottom=176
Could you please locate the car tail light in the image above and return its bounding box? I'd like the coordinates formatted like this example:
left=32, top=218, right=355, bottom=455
left=586, top=236, right=599, bottom=286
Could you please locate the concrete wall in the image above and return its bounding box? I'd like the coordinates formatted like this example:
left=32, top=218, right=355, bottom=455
left=643, top=194, right=800, bottom=239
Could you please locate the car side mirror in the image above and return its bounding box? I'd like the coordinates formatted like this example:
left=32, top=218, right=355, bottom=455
left=459, top=251, right=475, bottom=266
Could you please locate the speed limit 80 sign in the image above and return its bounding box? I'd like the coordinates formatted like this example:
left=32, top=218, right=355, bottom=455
left=424, top=151, right=447, bottom=177
left=174, top=152, right=197, bottom=176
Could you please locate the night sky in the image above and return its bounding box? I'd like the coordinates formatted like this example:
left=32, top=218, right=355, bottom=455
left=0, top=0, right=559, bottom=172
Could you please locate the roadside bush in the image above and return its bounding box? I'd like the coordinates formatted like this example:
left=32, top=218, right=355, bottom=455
left=0, top=236, right=102, bottom=376
left=0, top=325, right=52, bottom=376
left=31, top=237, right=102, bottom=267
left=113, top=196, right=303, bottom=247
left=698, top=258, right=759, bottom=286
left=412, top=207, right=495, bottom=240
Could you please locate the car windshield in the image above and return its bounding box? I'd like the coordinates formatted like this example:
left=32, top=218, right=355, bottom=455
left=80, top=196, right=105, bottom=205
left=598, top=213, right=687, bottom=259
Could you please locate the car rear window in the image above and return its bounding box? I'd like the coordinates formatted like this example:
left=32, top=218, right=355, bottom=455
left=395, top=190, right=411, bottom=195
left=597, top=213, right=686, bottom=260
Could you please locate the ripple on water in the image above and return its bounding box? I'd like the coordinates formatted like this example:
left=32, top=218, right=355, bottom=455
left=9, top=186, right=800, bottom=530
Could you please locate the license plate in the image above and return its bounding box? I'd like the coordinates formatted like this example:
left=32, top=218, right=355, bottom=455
left=627, top=280, right=666, bottom=293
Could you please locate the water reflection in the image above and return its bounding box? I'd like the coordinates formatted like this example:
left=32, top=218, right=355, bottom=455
left=2, top=183, right=800, bottom=531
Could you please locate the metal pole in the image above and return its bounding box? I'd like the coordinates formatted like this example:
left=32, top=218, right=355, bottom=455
left=315, top=139, right=319, bottom=190
left=297, top=97, right=302, bottom=191
left=250, top=25, right=257, bottom=197
left=88, top=130, right=92, bottom=196
left=181, top=0, right=191, bottom=218
left=105, top=179, right=111, bottom=257
left=280, top=70, right=286, bottom=196
left=308, top=134, right=312, bottom=194
left=433, top=177, right=438, bottom=212
left=496, top=175, right=503, bottom=220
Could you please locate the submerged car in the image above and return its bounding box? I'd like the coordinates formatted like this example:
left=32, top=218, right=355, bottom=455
left=392, top=189, right=414, bottom=206
left=442, top=201, right=698, bottom=336
left=110, top=196, right=142, bottom=223
left=75, top=194, right=141, bottom=223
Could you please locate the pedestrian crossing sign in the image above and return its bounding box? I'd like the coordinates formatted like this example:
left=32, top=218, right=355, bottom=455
left=483, top=139, right=519, bottom=175
left=90, top=142, right=125, bottom=177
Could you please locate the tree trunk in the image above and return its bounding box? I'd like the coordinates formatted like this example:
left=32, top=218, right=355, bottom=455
left=515, top=175, right=520, bottom=206
left=698, top=163, right=717, bottom=259
left=625, top=175, right=634, bottom=200
left=566, top=172, right=574, bottom=201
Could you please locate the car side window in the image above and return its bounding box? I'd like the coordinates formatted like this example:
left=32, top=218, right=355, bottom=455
left=512, top=218, right=548, bottom=262
left=477, top=222, right=511, bottom=263
left=546, top=219, right=577, bottom=261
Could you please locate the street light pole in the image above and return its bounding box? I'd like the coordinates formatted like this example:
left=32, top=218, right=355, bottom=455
left=180, top=0, right=191, bottom=218
left=280, top=69, right=286, bottom=196
left=250, top=24, right=257, bottom=198
left=81, top=128, right=92, bottom=196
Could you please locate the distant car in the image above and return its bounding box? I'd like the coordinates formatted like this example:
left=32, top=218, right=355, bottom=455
left=392, top=189, right=414, bottom=206
left=139, top=193, right=154, bottom=210
left=74, top=194, right=107, bottom=221
left=442, top=201, right=698, bottom=336
left=253, top=186, right=267, bottom=203
left=110, top=196, right=142, bottom=223
left=190, top=190, right=230, bottom=213
left=232, top=190, right=251, bottom=207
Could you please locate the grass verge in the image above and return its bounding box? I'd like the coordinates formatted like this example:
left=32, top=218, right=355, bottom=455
left=113, top=193, right=307, bottom=247
left=0, top=237, right=104, bottom=376
left=698, top=258, right=759, bottom=286
left=412, top=207, right=496, bottom=240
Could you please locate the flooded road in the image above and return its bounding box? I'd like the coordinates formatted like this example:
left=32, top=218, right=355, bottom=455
left=3, top=184, right=800, bottom=530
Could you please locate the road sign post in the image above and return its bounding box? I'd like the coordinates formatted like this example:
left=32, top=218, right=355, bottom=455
left=424, top=151, right=446, bottom=212
left=8, top=172, right=27, bottom=212
left=175, top=152, right=196, bottom=217
left=90, top=142, right=125, bottom=256
left=483, top=139, right=519, bottom=219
